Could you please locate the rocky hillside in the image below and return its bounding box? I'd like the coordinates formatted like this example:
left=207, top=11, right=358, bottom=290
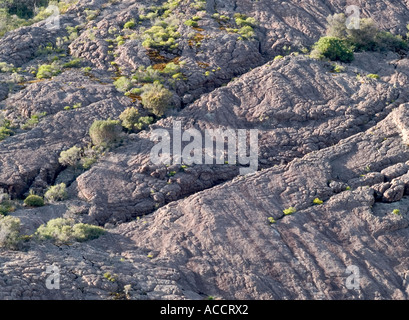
left=1, top=0, right=409, bottom=300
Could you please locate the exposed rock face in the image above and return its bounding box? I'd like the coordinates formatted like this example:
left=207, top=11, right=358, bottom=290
left=1, top=0, right=409, bottom=300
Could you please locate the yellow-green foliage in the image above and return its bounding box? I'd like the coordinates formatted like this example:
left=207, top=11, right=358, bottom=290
left=35, top=218, right=105, bottom=244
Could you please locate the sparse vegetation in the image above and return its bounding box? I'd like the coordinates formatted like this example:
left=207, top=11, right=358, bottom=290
left=21, top=112, right=47, bottom=130
left=311, top=37, right=354, bottom=63
left=114, top=76, right=132, bottom=92
left=326, top=13, right=407, bottom=53
left=313, top=198, right=324, bottom=205
left=36, top=63, right=61, bottom=79
left=0, top=117, right=13, bottom=141
left=89, top=119, right=123, bottom=148
left=119, top=107, right=154, bottom=132
left=44, top=183, right=68, bottom=202
left=367, top=73, right=380, bottom=80
left=283, top=207, right=296, bottom=215
left=63, top=58, right=82, bottom=68
left=141, top=82, right=173, bottom=117
left=59, top=146, right=82, bottom=168
left=393, top=209, right=401, bottom=216
left=142, top=22, right=180, bottom=51
left=123, top=19, right=135, bottom=29
left=24, top=194, right=44, bottom=207
left=35, top=218, right=105, bottom=244
left=0, top=215, right=22, bottom=250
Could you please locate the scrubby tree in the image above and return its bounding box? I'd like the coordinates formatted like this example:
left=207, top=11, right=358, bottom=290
left=119, top=107, right=140, bottom=132
left=141, top=82, right=173, bottom=117
left=59, top=146, right=82, bottom=168
left=35, top=218, right=105, bottom=244
left=0, top=215, right=22, bottom=250
left=44, top=183, right=68, bottom=202
left=89, top=119, right=122, bottom=148
left=326, top=13, right=347, bottom=38
left=311, top=36, right=354, bottom=62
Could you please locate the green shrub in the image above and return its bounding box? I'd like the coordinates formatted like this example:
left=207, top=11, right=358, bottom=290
left=268, top=217, right=276, bottom=224
left=0, top=216, right=22, bottom=250
left=21, top=112, right=47, bottom=130
left=0, top=118, right=13, bottom=141
left=59, top=146, right=82, bottom=168
left=124, top=20, right=135, bottom=29
left=376, top=31, right=407, bottom=51
left=141, top=83, right=173, bottom=117
left=24, top=194, right=44, bottom=207
left=393, top=209, right=401, bottom=216
left=283, top=207, right=296, bottom=215
left=313, top=198, right=324, bottom=205
left=119, top=107, right=154, bottom=132
left=274, top=55, right=284, bottom=61
left=0, top=62, right=14, bottom=73
left=35, top=218, right=105, bottom=244
left=142, top=23, right=180, bottom=51
left=133, top=66, right=164, bottom=84
left=326, top=13, right=348, bottom=39
left=238, top=26, right=255, bottom=40
left=326, top=14, right=407, bottom=53
left=347, top=18, right=378, bottom=51
left=63, top=58, right=82, bottom=68
left=333, top=64, right=344, bottom=73
left=36, top=63, right=61, bottom=79
left=83, top=66, right=92, bottom=73
left=44, top=183, right=68, bottom=202
left=162, top=62, right=181, bottom=75
left=311, top=36, right=354, bottom=63
left=135, top=116, right=154, bottom=130
left=367, top=73, right=380, bottom=80
left=89, top=119, right=122, bottom=148
left=119, top=107, right=140, bottom=132
left=235, top=16, right=257, bottom=27
left=0, top=200, right=15, bottom=216
left=184, top=19, right=198, bottom=27
left=114, top=76, right=132, bottom=92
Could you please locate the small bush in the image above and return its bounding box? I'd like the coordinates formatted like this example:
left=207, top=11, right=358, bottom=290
left=333, top=64, right=344, bottom=73
left=21, top=112, right=47, bottom=130
left=89, top=119, right=122, bottom=148
left=313, top=198, right=324, bottom=205
left=367, top=73, right=380, bottom=80
left=135, top=116, right=154, bottom=131
left=119, top=107, right=140, bottom=132
left=141, top=83, right=173, bottom=117
left=0, top=216, right=22, bottom=250
left=142, top=23, right=180, bottom=51
left=393, top=209, right=401, bottom=216
left=274, top=55, right=284, bottom=61
left=35, top=218, right=105, bottom=244
left=268, top=217, right=276, bottom=224
left=124, top=20, right=135, bottom=29
left=238, top=26, right=255, bottom=40
left=326, top=14, right=407, bottom=53
left=0, top=118, right=13, bottom=141
left=36, top=63, right=61, bottom=79
left=0, top=62, right=14, bottom=73
left=235, top=16, right=257, bottom=27
left=44, top=183, right=68, bottom=202
left=114, top=76, right=132, bottom=92
left=311, top=36, right=354, bottom=63
left=59, top=146, right=82, bottom=168
left=184, top=19, right=198, bottom=27
left=0, top=200, right=15, bottom=216
left=24, top=194, right=44, bottom=207
left=283, top=207, right=296, bottom=215
left=63, top=58, right=82, bottom=68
